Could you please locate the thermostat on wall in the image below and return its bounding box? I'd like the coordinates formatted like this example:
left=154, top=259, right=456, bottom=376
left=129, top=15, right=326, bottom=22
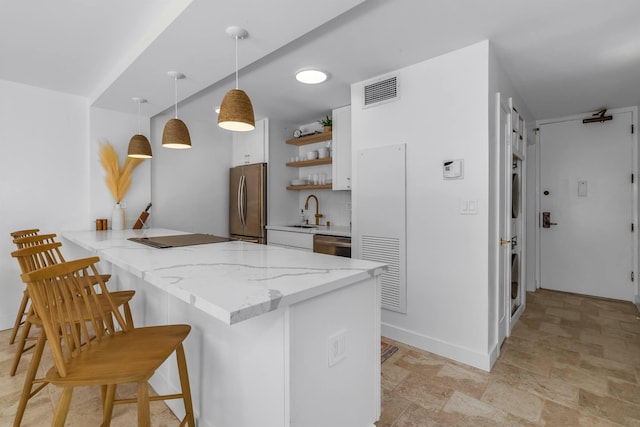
left=443, top=159, right=463, bottom=179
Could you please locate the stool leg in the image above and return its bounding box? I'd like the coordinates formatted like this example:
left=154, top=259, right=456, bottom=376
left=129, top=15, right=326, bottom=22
left=101, top=384, right=116, bottom=427
left=10, top=310, right=34, bottom=376
left=176, top=344, right=195, bottom=426
left=52, top=387, right=74, bottom=427
left=13, top=332, right=47, bottom=427
left=137, top=381, right=151, bottom=427
left=9, top=292, right=29, bottom=344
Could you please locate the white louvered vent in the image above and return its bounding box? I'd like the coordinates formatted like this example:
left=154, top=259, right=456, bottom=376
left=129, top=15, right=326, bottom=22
left=363, top=74, right=399, bottom=109
left=361, top=235, right=404, bottom=312
left=356, top=143, right=406, bottom=313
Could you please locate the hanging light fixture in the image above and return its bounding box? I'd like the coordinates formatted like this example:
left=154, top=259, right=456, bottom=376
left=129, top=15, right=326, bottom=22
left=127, top=97, right=152, bottom=158
left=218, top=26, right=255, bottom=132
left=162, top=71, right=192, bottom=149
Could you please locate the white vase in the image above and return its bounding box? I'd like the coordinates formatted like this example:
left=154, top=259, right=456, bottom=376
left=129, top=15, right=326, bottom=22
left=111, top=203, right=125, bottom=230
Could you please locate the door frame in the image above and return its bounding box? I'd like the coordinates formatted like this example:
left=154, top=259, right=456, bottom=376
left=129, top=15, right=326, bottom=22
left=534, top=106, right=639, bottom=304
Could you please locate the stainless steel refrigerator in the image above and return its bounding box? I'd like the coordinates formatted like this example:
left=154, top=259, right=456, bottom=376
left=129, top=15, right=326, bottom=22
left=229, top=163, right=267, bottom=244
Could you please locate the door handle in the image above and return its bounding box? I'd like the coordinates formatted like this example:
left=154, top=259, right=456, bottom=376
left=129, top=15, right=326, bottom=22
left=500, top=239, right=511, bottom=246
left=542, top=212, right=557, bottom=228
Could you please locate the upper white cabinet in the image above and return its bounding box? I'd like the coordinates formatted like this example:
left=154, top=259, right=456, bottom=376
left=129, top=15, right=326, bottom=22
left=331, top=105, right=351, bottom=190
left=232, top=118, right=269, bottom=166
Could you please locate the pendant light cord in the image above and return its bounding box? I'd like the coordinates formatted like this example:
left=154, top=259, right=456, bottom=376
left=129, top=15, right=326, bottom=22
left=235, top=36, right=239, bottom=90
left=174, top=76, right=178, bottom=118
left=137, top=100, right=142, bottom=134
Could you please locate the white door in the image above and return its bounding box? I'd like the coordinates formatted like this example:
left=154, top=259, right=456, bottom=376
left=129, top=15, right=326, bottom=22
left=539, top=111, right=634, bottom=301
left=496, top=93, right=511, bottom=347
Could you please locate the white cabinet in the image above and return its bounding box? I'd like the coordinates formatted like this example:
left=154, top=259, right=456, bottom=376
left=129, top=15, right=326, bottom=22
left=332, top=105, right=351, bottom=190
left=267, top=229, right=313, bottom=251
left=232, top=118, right=269, bottom=166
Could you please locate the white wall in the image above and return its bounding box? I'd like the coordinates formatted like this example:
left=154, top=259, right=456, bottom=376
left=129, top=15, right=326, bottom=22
left=90, top=107, right=151, bottom=228
left=352, top=41, right=501, bottom=370
left=268, top=120, right=300, bottom=226
left=0, top=80, right=90, bottom=329
left=150, top=111, right=232, bottom=235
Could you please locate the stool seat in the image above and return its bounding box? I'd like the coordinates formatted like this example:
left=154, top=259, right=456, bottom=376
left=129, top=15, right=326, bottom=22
left=47, top=325, right=190, bottom=386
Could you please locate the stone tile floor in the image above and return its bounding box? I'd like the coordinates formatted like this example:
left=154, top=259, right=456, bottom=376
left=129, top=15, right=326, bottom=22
left=1, top=288, right=638, bottom=426
left=378, top=289, right=640, bottom=426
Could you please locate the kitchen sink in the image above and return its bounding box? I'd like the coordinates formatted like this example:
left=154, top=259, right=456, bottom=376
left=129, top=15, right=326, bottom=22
left=288, top=224, right=319, bottom=228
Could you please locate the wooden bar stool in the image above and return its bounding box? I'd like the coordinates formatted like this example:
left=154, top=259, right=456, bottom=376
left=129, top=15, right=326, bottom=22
left=21, top=257, right=195, bottom=427
left=10, top=242, right=135, bottom=427
left=9, top=235, right=119, bottom=375
left=7, top=229, right=41, bottom=345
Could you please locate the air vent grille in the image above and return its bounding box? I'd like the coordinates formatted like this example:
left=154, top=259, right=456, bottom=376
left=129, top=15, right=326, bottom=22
left=363, top=75, right=399, bottom=108
left=362, top=235, right=404, bottom=312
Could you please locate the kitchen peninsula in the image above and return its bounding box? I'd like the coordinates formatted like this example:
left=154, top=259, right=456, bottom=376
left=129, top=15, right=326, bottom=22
left=61, top=228, right=385, bottom=427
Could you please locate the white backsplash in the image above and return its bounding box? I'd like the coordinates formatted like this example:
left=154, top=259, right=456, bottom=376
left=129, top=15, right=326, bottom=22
left=297, top=189, right=351, bottom=228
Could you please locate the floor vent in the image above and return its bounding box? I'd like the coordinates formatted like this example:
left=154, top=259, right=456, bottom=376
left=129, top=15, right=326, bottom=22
left=363, top=74, right=399, bottom=108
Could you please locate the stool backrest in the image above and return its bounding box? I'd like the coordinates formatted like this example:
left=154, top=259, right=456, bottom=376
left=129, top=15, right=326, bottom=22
left=11, top=242, right=66, bottom=274
left=10, top=229, right=40, bottom=239
left=13, top=233, right=57, bottom=249
left=20, top=257, right=128, bottom=377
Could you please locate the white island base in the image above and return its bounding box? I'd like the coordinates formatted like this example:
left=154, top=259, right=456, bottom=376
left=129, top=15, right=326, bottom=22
left=62, top=229, right=383, bottom=427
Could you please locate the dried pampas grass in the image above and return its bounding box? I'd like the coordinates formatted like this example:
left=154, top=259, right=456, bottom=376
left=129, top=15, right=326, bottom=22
left=99, top=142, right=144, bottom=203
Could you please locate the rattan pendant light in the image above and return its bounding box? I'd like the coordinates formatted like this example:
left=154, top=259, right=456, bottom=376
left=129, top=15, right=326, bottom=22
left=127, top=97, right=152, bottom=158
left=162, top=71, right=192, bottom=149
left=218, top=26, right=255, bottom=132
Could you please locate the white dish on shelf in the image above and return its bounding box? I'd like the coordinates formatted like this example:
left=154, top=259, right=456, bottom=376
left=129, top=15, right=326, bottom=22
left=291, top=179, right=307, bottom=186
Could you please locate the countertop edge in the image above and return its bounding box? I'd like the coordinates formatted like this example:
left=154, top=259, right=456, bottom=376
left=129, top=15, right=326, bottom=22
left=60, top=229, right=383, bottom=326
left=266, top=224, right=351, bottom=237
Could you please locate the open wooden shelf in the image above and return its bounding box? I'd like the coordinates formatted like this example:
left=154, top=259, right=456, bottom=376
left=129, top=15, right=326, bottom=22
left=286, top=183, right=332, bottom=191
left=286, top=158, right=332, bottom=167
left=286, top=131, right=332, bottom=146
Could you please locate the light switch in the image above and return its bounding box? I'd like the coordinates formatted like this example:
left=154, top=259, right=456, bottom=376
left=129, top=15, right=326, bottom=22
left=578, top=180, right=588, bottom=197
left=460, top=199, right=478, bottom=215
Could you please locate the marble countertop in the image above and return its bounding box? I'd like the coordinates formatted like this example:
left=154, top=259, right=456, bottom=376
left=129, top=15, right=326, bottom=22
left=61, top=228, right=383, bottom=325
left=266, top=224, right=351, bottom=237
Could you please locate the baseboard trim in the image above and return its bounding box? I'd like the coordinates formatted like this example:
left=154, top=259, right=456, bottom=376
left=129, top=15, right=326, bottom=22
left=381, top=323, right=494, bottom=372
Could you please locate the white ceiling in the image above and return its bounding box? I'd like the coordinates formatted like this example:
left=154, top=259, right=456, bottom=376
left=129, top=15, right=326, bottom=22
left=2, top=0, right=640, bottom=124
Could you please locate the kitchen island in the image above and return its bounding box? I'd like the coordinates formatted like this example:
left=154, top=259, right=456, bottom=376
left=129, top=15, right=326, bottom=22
left=61, top=228, right=385, bottom=427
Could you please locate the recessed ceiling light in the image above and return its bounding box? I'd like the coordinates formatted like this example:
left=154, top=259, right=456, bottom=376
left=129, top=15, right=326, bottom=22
left=296, top=69, right=328, bottom=84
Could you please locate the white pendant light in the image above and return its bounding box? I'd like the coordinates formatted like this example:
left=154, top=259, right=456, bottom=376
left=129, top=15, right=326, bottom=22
left=162, top=71, right=192, bottom=149
left=127, top=97, right=152, bottom=158
left=217, top=26, right=255, bottom=132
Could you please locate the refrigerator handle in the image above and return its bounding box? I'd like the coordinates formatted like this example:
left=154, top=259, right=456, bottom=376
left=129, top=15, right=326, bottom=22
left=241, top=174, right=247, bottom=224
left=237, top=175, right=244, bottom=226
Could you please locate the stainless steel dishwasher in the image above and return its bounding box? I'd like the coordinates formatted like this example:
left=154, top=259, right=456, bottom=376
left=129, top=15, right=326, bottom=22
left=313, top=234, right=351, bottom=258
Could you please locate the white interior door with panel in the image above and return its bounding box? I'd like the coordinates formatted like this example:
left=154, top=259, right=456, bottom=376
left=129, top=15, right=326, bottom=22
left=538, top=110, right=636, bottom=301
left=508, top=98, right=526, bottom=329
left=496, top=93, right=511, bottom=348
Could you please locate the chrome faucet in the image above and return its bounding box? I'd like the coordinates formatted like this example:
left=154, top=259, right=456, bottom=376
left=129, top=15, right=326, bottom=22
left=304, top=194, right=323, bottom=225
